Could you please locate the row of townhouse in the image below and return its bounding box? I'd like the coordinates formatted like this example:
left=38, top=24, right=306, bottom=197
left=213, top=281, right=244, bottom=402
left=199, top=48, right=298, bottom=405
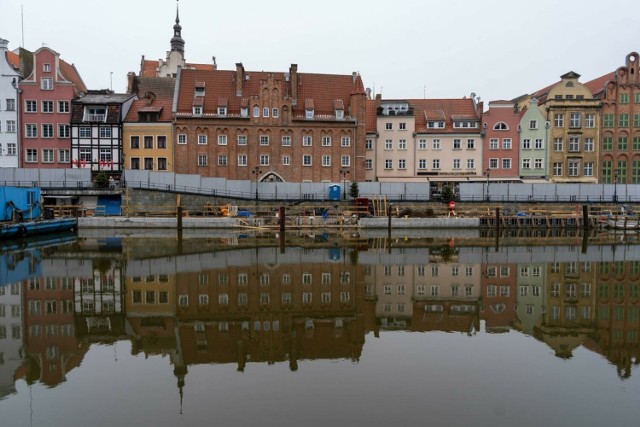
left=2, top=5, right=640, bottom=187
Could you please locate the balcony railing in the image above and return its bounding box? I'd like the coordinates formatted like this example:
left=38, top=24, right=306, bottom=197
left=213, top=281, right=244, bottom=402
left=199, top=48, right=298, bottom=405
left=84, top=114, right=106, bottom=122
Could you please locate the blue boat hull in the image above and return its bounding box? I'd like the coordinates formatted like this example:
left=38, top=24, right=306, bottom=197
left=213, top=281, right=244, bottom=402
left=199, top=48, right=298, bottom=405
left=0, top=217, right=78, bottom=240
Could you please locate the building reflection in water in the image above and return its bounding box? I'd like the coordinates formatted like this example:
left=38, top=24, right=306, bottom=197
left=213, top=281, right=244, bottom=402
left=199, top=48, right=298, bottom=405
left=1, top=235, right=640, bottom=400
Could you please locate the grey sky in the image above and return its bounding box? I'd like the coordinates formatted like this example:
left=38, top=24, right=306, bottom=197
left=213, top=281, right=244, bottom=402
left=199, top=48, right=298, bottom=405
left=3, top=0, right=639, bottom=104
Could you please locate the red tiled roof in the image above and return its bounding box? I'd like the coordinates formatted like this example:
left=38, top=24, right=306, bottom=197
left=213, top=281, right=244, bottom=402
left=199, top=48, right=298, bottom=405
left=175, top=68, right=361, bottom=118
left=140, top=59, right=214, bottom=77
left=59, top=59, right=87, bottom=93
left=6, top=50, right=19, bottom=68
left=412, top=98, right=479, bottom=133
left=584, top=71, right=615, bottom=98
left=125, top=99, right=173, bottom=122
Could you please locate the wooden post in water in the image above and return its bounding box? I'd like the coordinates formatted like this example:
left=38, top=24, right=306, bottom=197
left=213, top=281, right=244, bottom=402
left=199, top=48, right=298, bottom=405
left=582, top=205, right=589, bottom=230
left=279, top=206, right=285, bottom=233
left=387, top=203, right=393, bottom=253
left=495, top=208, right=500, bottom=230
left=177, top=206, right=183, bottom=231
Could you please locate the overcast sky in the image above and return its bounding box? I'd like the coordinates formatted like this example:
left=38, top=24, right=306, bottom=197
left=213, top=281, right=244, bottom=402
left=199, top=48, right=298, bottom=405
left=3, top=0, right=639, bottom=105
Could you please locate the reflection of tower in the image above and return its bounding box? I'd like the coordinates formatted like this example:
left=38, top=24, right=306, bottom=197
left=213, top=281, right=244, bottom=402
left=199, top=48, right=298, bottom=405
left=173, top=364, right=187, bottom=414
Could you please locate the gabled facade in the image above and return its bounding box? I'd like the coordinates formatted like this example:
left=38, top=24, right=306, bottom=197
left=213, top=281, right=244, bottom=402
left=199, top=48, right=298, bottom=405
left=518, top=98, right=549, bottom=180
left=598, top=52, right=640, bottom=184
left=481, top=100, right=520, bottom=180
left=0, top=38, right=20, bottom=168
left=18, top=46, right=86, bottom=169
left=70, top=91, right=136, bottom=176
left=123, top=75, right=175, bottom=172
left=172, top=64, right=367, bottom=182
left=538, top=72, right=601, bottom=183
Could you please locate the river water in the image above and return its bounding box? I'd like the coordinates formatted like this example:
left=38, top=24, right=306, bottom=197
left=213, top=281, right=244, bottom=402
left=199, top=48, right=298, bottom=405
left=1, top=229, right=639, bottom=427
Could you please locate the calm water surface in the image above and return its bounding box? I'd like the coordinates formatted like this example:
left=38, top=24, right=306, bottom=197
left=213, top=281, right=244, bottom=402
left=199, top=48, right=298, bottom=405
left=1, top=230, right=639, bottom=427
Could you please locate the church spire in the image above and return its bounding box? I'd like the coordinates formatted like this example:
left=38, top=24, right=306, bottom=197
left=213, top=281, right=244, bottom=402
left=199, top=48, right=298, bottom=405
left=170, top=0, right=185, bottom=55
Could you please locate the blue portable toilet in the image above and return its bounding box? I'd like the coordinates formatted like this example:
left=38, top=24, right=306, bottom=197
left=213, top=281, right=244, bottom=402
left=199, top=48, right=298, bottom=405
left=328, top=184, right=341, bottom=201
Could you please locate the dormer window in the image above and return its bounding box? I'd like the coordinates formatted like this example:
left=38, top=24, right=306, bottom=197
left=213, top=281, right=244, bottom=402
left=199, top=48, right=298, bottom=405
left=83, top=106, right=106, bottom=122
left=305, top=98, right=315, bottom=119
left=306, top=109, right=314, bottom=119
left=241, top=107, right=249, bottom=118
left=194, top=82, right=205, bottom=96
left=336, top=109, right=344, bottom=119
left=218, top=107, right=227, bottom=116
left=193, top=106, right=202, bottom=116
left=43, top=63, right=51, bottom=72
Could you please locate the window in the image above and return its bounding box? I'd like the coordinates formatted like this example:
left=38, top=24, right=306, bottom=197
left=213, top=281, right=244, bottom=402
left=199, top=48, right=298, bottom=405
left=130, top=158, right=140, bottom=169
left=263, top=107, right=269, bottom=117
left=26, top=100, right=37, bottom=112
left=568, top=160, right=580, bottom=176
left=79, top=127, right=91, bottom=138
left=618, top=136, right=628, bottom=150
left=43, top=63, right=51, bottom=72
left=6, top=120, right=16, bottom=133
left=238, top=155, right=247, bottom=166
left=58, top=100, right=69, bottom=113
left=272, top=108, right=279, bottom=118
left=467, top=159, right=475, bottom=169
left=522, top=139, right=531, bottom=149
left=192, top=106, right=202, bottom=116
left=218, top=155, right=228, bottom=166
left=365, top=159, right=373, bottom=169
left=399, top=139, right=407, bottom=150
left=144, top=136, right=153, bottom=148
left=100, top=127, right=112, bottom=138
left=130, top=136, right=140, bottom=149
left=198, top=134, right=207, bottom=144
left=569, top=136, right=580, bottom=152
left=522, top=159, right=531, bottom=169
left=529, top=120, right=537, bottom=129
left=282, top=155, right=291, bottom=165
left=217, top=106, right=227, bottom=116
left=619, top=113, right=629, bottom=127
left=502, top=139, right=512, bottom=149
left=553, top=138, right=563, bottom=151
left=490, top=158, right=498, bottom=169
left=534, top=158, right=543, bottom=169
left=603, top=113, right=614, bottom=127
left=157, top=158, right=167, bottom=170
left=453, top=159, right=461, bottom=169
left=303, top=155, right=312, bottom=166
left=26, top=124, right=37, bottom=138
left=237, top=135, right=247, bottom=145
left=322, top=136, right=331, bottom=146
left=177, top=134, right=187, bottom=144
left=42, top=124, right=53, bottom=138
left=534, top=139, right=544, bottom=149
left=58, top=124, right=70, bottom=138
left=385, top=123, right=392, bottom=130
left=303, top=136, right=312, bottom=146
left=585, top=113, right=595, bottom=128
left=282, top=135, right=291, bottom=146
left=385, top=139, right=393, bottom=150
left=366, top=139, right=373, bottom=150
left=58, top=149, right=70, bottom=163
left=432, top=139, right=441, bottom=149
left=584, top=162, right=594, bottom=176
left=42, top=149, right=54, bottom=163
left=432, top=159, right=440, bottom=169
left=490, top=139, right=499, bottom=149
left=453, top=139, right=461, bottom=149
left=41, top=78, right=53, bottom=90
left=322, top=155, right=331, bottom=167
left=260, top=155, right=269, bottom=166
left=100, top=149, right=112, bottom=163
left=157, top=136, right=167, bottom=149
left=502, top=158, right=511, bottom=169
left=260, top=135, right=269, bottom=146
left=554, top=162, right=568, bottom=180
left=26, top=149, right=37, bottom=162
left=385, top=159, right=393, bottom=169
left=398, top=159, right=406, bottom=169
left=341, top=136, right=350, bottom=147
left=195, top=154, right=209, bottom=167
left=253, top=106, right=260, bottom=117
left=79, top=148, right=91, bottom=161
left=42, top=100, right=54, bottom=113
left=554, top=113, right=564, bottom=127
left=569, top=112, right=581, bottom=128
left=399, top=122, right=407, bottom=130
left=418, top=139, right=427, bottom=149
left=467, top=139, right=475, bottom=149
left=6, top=99, right=15, bottom=111
left=620, top=93, right=630, bottom=104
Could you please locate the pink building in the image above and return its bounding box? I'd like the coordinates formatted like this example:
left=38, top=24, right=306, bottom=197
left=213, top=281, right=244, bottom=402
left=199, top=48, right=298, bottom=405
left=481, top=100, right=521, bottom=180
left=19, top=47, right=86, bottom=168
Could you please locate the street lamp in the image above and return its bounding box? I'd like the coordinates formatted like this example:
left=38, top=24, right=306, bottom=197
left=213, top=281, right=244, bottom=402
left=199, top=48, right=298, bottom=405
left=613, top=169, right=618, bottom=203
left=341, top=169, right=350, bottom=201
left=484, top=168, right=491, bottom=202
left=252, top=166, right=262, bottom=201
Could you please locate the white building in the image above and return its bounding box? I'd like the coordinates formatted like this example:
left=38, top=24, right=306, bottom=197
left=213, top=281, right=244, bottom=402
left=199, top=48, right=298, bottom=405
left=0, top=38, right=20, bottom=168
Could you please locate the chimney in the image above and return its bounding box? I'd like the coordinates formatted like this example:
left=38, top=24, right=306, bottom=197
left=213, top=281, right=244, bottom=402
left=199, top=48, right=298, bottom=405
left=126, top=72, right=136, bottom=95
left=235, top=62, right=244, bottom=96
left=289, top=64, right=298, bottom=102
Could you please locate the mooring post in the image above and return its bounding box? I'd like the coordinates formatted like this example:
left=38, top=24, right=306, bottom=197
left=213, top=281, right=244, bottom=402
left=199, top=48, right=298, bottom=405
left=177, top=206, right=183, bottom=231
left=495, top=207, right=500, bottom=230
left=387, top=203, right=393, bottom=253
left=279, top=206, right=285, bottom=233
left=582, top=205, right=589, bottom=230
